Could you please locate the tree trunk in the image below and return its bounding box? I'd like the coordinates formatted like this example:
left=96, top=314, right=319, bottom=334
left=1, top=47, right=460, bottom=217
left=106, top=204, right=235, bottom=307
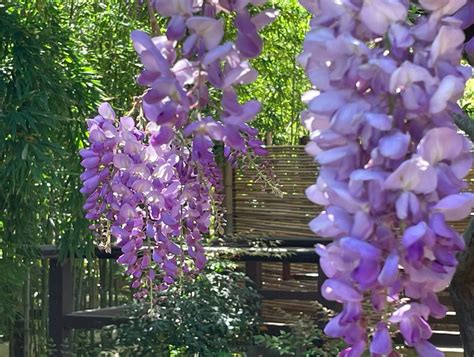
left=449, top=218, right=474, bottom=357
left=450, top=113, right=474, bottom=357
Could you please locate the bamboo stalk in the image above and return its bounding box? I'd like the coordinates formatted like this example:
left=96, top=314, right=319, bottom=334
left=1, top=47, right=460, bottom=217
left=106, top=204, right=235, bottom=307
left=108, top=260, right=113, bottom=307
left=146, top=0, right=160, bottom=35
left=100, top=260, right=106, bottom=308
left=24, top=267, right=30, bottom=357
left=41, top=259, right=48, bottom=354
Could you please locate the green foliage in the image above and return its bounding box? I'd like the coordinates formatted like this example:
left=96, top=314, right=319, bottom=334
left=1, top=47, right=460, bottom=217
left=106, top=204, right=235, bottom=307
left=243, top=0, right=311, bottom=144
left=98, top=260, right=261, bottom=356
left=0, top=256, right=25, bottom=336
left=461, top=77, right=474, bottom=118
left=0, top=1, right=104, bottom=254
left=254, top=309, right=344, bottom=356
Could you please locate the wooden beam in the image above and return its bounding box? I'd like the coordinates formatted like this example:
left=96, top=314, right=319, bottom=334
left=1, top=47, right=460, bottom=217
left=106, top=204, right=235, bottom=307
left=233, top=251, right=319, bottom=263
left=259, top=289, right=318, bottom=301
left=245, top=261, right=262, bottom=289
left=394, top=332, right=461, bottom=348
left=63, top=306, right=131, bottom=329
left=48, top=258, right=73, bottom=357
left=223, top=161, right=234, bottom=236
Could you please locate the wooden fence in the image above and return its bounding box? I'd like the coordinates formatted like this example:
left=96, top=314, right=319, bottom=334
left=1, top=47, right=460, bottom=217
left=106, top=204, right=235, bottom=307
left=225, top=144, right=474, bottom=352
left=232, top=145, right=320, bottom=240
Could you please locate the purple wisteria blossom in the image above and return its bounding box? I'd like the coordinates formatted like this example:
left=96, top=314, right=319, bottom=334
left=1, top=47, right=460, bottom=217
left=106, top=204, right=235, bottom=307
left=80, top=1, right=277, bottom=297
left=299, top=0, right=473, bottom=355
left=454, top=2, right=474, bottom=64
left=133, top=0, right=278, bottom=156
left=81, top=104, right=211, bottom=295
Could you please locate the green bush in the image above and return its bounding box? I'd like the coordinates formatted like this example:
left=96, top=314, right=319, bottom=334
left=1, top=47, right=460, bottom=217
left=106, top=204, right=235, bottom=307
left=254, top=308, right=344, bottom=356
left=99, top=260, right=261, bottom=356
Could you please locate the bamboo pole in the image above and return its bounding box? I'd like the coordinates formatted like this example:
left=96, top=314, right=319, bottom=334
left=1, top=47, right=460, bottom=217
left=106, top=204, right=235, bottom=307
left=88, top=260, right=95, bottom=347
left=24, top=267, right=30, bottom=357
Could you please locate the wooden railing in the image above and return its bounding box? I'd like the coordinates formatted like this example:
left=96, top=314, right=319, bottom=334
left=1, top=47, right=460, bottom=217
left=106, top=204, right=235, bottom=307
left=35, top=245, right=330, bottom=356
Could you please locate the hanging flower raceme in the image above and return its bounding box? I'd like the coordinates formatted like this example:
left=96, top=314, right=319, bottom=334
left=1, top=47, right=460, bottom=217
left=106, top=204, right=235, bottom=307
left=80, top=0, right=277, bottom=297
left=133, top=0, right=279, bottom=157
left=299, top=0, right=473, bottom=355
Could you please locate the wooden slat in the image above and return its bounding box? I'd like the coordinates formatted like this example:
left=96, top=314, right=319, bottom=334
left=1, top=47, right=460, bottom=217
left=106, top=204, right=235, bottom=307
left=260, top=290, right=321, bottom=301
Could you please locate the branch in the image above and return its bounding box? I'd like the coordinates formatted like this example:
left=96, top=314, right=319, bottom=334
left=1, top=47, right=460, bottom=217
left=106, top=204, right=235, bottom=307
left=146, top=0, right=160, bottom=36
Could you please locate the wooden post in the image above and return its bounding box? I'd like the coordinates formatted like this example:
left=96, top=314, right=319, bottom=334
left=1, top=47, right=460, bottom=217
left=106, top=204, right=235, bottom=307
left=108, top=260, right=114, bottom=307
left=99, top=260, right=106, bottom=308
left=245, top=261, right=262, bottom=289
left=11, top=320, right=24, bottom=357
left=49, top=258, right=73, bottom=357
left=282, top=262, right=291, bottom=281
left=223, top=161, right=234, bottom=237
left=245, top=261, right=263, bottom=320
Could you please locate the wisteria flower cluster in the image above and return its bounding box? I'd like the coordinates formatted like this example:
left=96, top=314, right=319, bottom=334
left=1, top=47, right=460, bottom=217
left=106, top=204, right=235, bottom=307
left=80, top=0, right=277, bottom=297
left=454, top=2, right=474, bottom=64
left=299, top=0, right=473, bottom=355
left=80, top=105, right=209, bottom=295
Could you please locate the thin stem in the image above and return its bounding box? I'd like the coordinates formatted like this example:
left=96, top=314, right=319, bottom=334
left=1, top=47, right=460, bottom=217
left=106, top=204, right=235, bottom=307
left=146, top=0, right=160, bottom=36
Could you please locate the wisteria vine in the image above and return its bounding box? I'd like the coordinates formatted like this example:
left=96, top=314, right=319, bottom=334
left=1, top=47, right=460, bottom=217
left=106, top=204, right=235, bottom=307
left=80, top=0, right=277, bottom=298
left=299, top=0, right=473, bottom=356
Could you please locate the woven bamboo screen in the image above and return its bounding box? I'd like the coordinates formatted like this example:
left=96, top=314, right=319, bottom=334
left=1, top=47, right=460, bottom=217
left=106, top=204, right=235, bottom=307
left=232, top=145, right=473, bottom=241
left=233, top=145, right=320, bottom=240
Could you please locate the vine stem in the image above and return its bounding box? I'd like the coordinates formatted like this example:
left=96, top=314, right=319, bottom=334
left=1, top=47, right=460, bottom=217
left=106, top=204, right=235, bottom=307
left=146, top=0, right=160, bottom=36
left=144, top=205, right=154, bottom=311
